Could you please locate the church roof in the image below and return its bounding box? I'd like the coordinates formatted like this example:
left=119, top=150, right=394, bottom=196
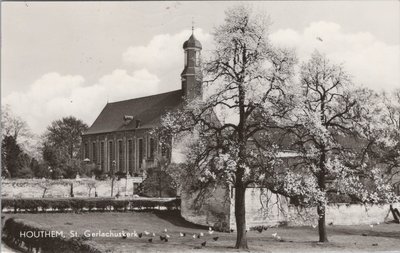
left=84, top=90, right=183, bottom=135
left=183, top=34, right=202, bottom=49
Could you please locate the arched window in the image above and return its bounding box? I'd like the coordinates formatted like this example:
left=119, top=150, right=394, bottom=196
left=184, top=51, right=188, bottom=67
left=195, top=51, right=201, bottom=66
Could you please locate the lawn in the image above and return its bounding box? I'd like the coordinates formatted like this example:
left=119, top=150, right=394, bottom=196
left=2, top=211, right=400, bottom=253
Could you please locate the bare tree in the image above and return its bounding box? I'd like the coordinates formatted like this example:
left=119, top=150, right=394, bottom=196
left=1, top=105, right=31, bottom=140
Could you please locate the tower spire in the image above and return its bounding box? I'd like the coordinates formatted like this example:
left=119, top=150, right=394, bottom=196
left=191, top=17, right=194, bottom=35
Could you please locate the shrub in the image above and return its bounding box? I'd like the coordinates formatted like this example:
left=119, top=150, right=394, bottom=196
left=2, top=217, right=104, bottom=253
left=142, top=167, right=177, bottom=197
left=1, top=197, right=181, bottom=213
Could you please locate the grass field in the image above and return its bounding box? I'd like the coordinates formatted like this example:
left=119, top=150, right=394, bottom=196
left=2, top=211, right=400, bottom=253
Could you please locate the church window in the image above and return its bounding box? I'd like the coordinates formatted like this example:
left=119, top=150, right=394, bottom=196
left=149, top=138, right=155, bottom=159
left=138, top=138, right=144, bottom=169
left=128, top=139, right=134, bottom=174
left=118, top=140, right=124, bottom=171
left=100, top=141, right=105, bottom=171
left=92, top=142, right=97, bottom=164
left=195, top=51, right=201, bottom=66
left=84, top=143, right=89, bottom=159
left=108, top=141, right=114, bottom=171
left=161, top=143, right=170, bottom=159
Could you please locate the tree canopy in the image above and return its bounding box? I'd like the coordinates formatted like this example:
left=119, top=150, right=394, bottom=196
left=161, top=5, right=399, bottom=248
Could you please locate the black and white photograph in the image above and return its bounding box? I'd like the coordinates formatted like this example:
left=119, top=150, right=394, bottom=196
left=1, top=1, right=400, bottom=252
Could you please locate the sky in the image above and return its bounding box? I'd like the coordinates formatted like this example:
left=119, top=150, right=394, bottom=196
left=1, top=1, right=399, bottom=135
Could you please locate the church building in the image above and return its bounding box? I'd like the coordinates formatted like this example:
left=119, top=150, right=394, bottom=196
left=81, top=33, right=203, bottom=176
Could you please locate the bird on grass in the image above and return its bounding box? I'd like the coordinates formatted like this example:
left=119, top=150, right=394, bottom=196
left=152, top=233, right=156, bottom=237
left=166, top=234, right=170, bottom=238
left=197, top=234, right=201, bottom=239
left=160, top=235, right=166, bottom=241
left=148, top=238, right=153, bottom=243
left=122, top=233, right=127, bottom=239
left=213, top=237, right=219, bottom=241
left=312, top=224, right=317, bottom=228
left=164, top=228, right=168, bottom=233
left=164, top=238, right=169, bottom=242
left=180, top=232, right=186, bottom=237
left=369, top=224, right=374, bottom=228
left=272, top=233, right=277, bottom=238
left=208, top=230, right=214, bottom=235
left=256, top=227, right=263, bottom=233
left=201, top=241, right=207, bottom=247
left=230, top=229, right=234, bottom=233
left=200, top=232, right=204, bottom=237
left=144, top=231, right=150, bottom=236
left=138, top=233, right=143, bottom=238
left=192, top=234, right=197, bottom=239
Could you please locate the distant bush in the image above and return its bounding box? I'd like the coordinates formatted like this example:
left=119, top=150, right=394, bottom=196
left=1, top=197, right=180, bottom=213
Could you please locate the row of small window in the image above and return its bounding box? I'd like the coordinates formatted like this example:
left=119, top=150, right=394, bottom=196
left=83, top=137, right=167, bottom=171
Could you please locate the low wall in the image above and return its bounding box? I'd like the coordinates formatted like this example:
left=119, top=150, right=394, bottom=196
left=229, top=188, right=289, bottom=229
left=228, top=188, right=400, bottom=229
left=1, top=178, right=143, bottom=198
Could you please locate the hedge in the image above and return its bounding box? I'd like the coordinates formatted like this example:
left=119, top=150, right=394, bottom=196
left=1, top=197, right=181, bottom=213
left=2, top=217, right=105, bottom=253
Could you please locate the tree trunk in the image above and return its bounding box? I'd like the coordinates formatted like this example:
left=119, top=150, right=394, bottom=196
left=159, top=172, right=162, bottom=198
left=317, top=204, right=328, bottom=242
left=390, top=205, right=400, bottom=223
left=42, top=188, right=47, bottom=198
left=234, top=185, right=248, bottom=249
left=317, top=149, right=328, bottom=242
left=111, top=178, right=115, bottom=197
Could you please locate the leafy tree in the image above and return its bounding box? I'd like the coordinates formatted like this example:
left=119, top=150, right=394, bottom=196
left=380, top=89, right=400, bottom=186
left=30, top=158, right=50, bottom=178
left=1, top=135, right=26, bottom=178
left=161, top=5, right=295, bottom=249
left=270, top=51, right=399, bottom=242
left=142, top=159, right=177, bottom=197
left=43, top=116, right=88, bottom=161
left=42, top=116, right=88, bottom=178
left=142, top=167, right=176, bottom=197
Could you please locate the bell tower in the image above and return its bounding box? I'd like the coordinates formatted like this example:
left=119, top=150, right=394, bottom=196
left=181, top=28, right=202, bottom=101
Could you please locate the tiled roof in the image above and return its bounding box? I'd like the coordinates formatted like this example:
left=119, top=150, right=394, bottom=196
left=84, top=90, right=183, bottom=135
